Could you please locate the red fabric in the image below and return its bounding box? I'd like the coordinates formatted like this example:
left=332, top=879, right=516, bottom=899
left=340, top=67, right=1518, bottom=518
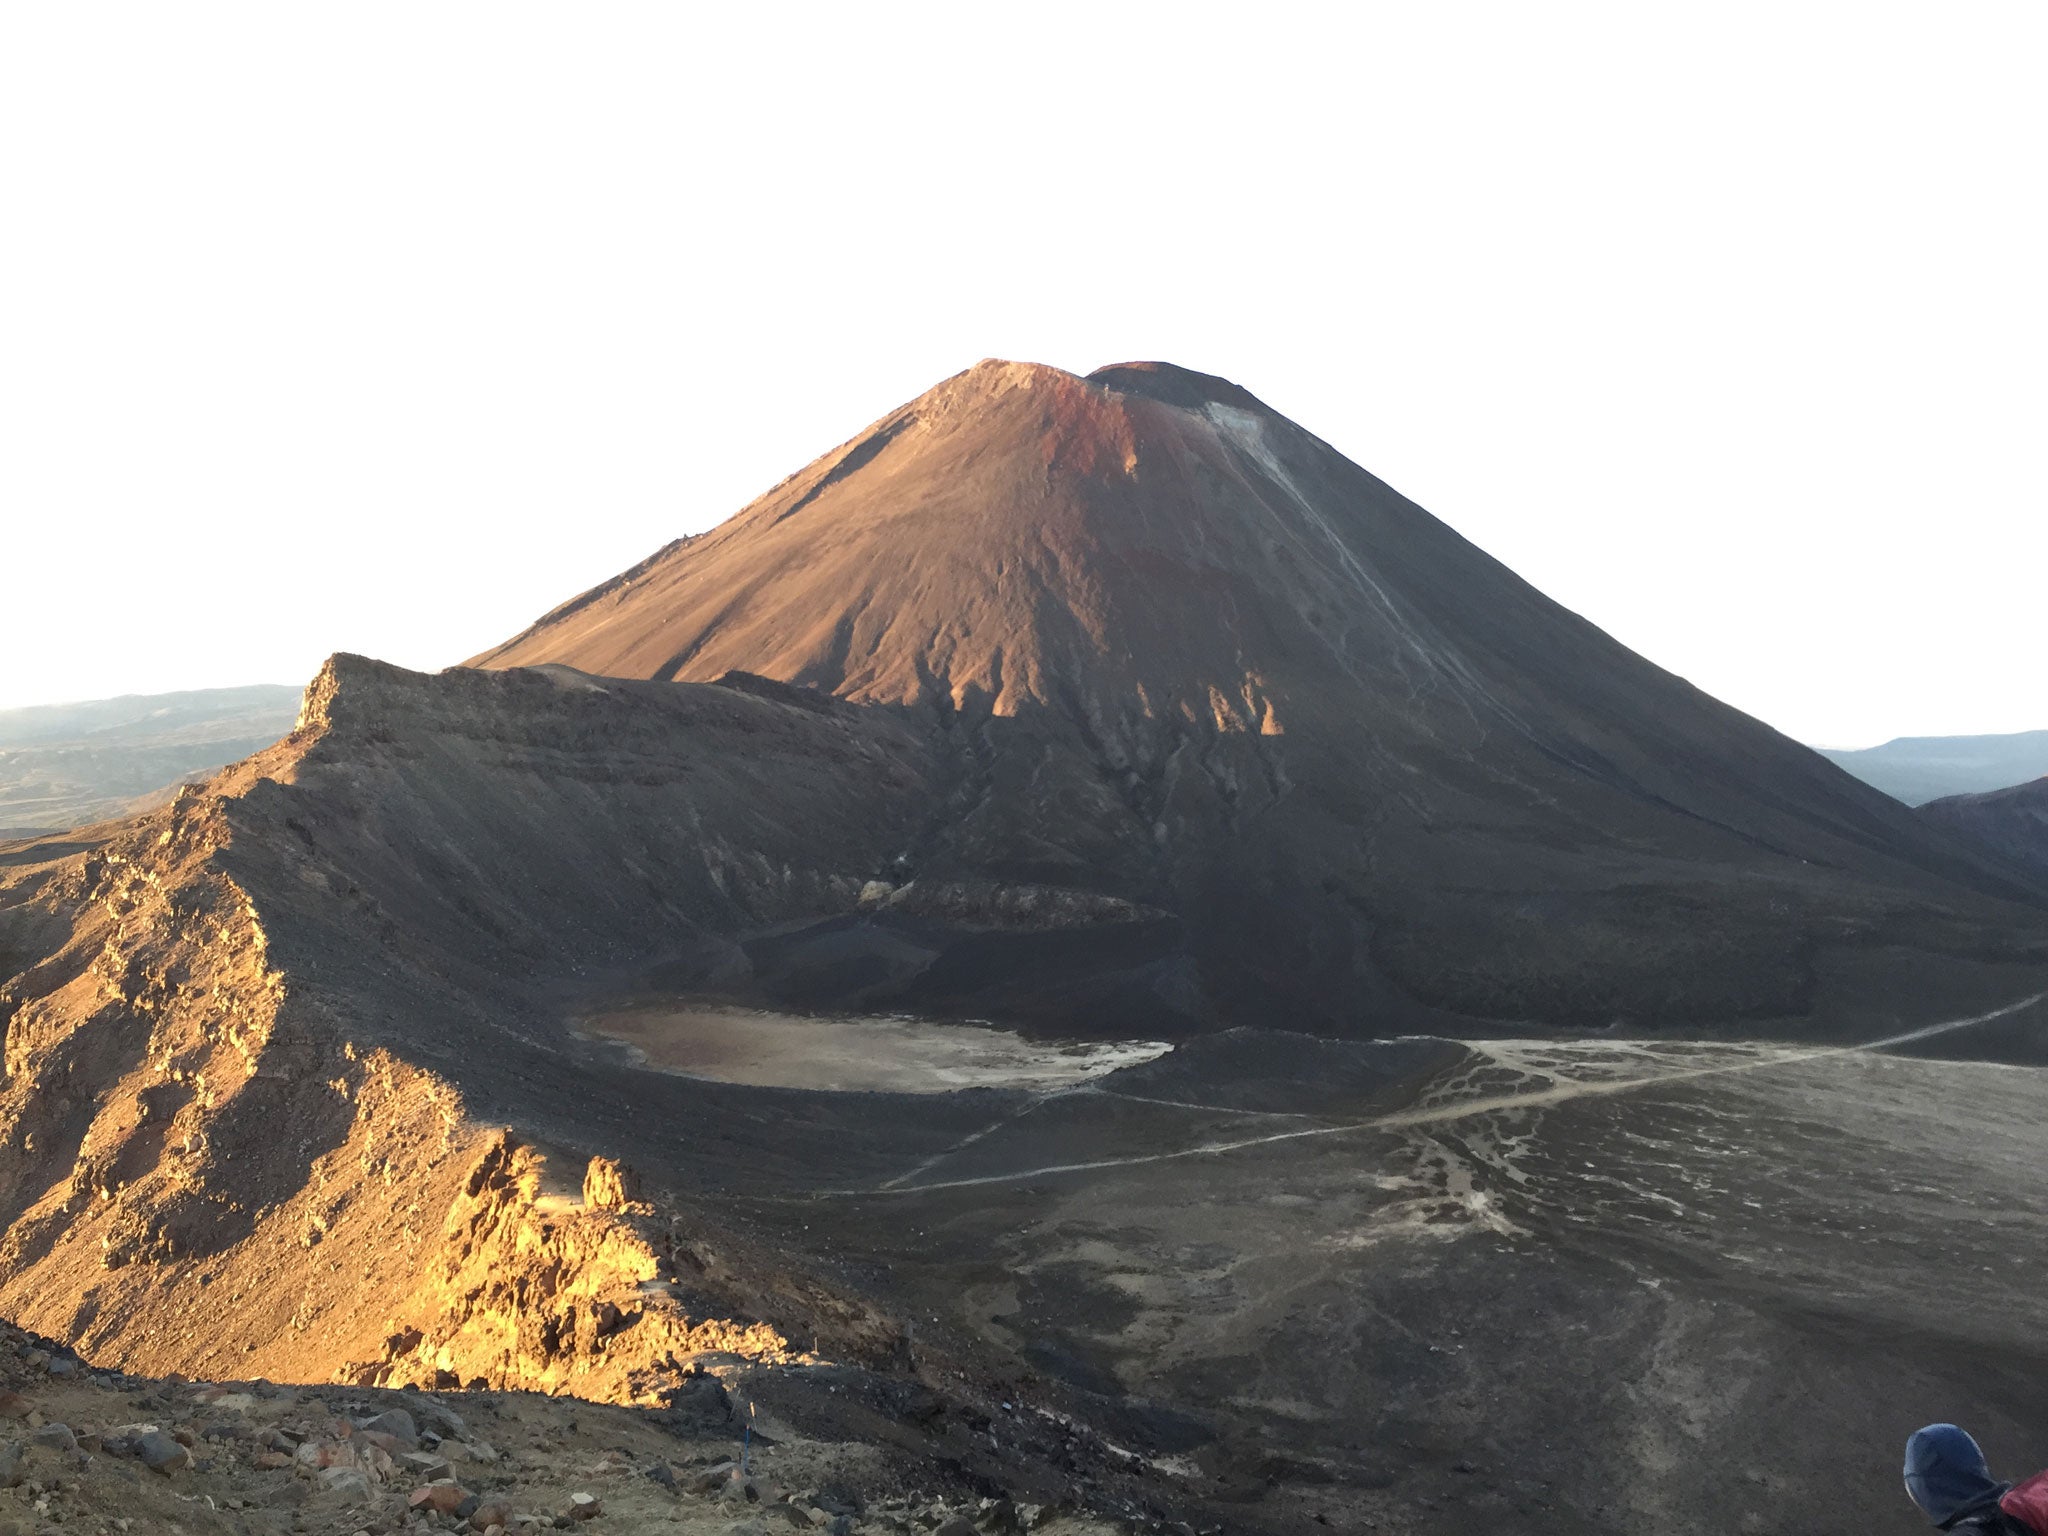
left=2000, top=1471, right=2048, bottom=1536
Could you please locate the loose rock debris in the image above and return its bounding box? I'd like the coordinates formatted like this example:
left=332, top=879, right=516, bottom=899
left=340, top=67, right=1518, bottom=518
left=0, top=1320, right=1137, bottom=1536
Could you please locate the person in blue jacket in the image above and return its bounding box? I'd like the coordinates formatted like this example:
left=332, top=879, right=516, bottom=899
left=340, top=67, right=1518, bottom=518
left=1906, top=1424, right=2048, bottom=1534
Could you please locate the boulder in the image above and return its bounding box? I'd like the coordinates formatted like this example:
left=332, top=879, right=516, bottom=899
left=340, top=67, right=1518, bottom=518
left=135, top=1431, right=191, bottom=1474
left=29, top=1423, right=74, bottom=1454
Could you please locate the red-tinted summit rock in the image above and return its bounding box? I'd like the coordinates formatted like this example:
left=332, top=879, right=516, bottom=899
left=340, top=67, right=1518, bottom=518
left=470, top=358, right=2048, bottom=1033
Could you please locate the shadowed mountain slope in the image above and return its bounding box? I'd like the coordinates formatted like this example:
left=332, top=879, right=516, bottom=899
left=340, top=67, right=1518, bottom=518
left=472, top=358, right=2048, bottom=1031
left=1921, top=777, right=2048, bottom=882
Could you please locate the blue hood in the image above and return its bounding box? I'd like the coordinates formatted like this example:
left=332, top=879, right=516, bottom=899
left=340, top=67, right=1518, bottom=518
left=1906, top=1424, right=2005, bottom=1526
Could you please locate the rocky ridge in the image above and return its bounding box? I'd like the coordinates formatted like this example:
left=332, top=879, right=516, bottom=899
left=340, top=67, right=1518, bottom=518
left=0, top=1315, right=1133, bottom=1536
left=0, top=662, right=925, bottom=1396
left=0, top=657, right=1229, bottom=1528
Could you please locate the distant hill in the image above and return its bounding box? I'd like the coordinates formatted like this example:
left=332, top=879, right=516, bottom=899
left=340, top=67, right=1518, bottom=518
left=0, top=684, right=300, bottom=835
left=1820, top=730, right=2048, bottom=806
left=1920, top=776, right=2048, bottom=881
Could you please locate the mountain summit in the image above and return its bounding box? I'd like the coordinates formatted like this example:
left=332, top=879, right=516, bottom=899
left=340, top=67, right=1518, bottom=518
left=471, top=358, right=2046, bottom=1031
left=472, top=357, right=1596, bottom=746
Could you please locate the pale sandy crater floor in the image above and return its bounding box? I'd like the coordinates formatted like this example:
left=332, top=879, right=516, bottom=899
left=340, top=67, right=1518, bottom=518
left=581, top=1004, right=1170, bottom=1093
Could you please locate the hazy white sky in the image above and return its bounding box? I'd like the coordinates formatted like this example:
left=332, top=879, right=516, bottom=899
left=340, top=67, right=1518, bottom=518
left=2, top=5, right=2041, bottom=746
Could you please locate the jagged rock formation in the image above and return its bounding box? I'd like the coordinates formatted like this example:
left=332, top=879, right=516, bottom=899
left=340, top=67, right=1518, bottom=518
left=341, top=1132, right=810, bottom=1399
left=581, top=1154, right=641, bottom=1211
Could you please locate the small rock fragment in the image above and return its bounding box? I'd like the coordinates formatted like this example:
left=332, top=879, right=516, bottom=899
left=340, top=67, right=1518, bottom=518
left=404, top=1449, right=453, bottom=1481
left=357, top=1408, right=419, bottom=1448
left=412, top=1399, right=467, bottom=1439
left=691, top=1459, right=739, bottom=1494
left=319, top=1465, right=373, bottom=1500
left=262, top=1477, right=312, bottom=1508
left=296, top=1438, right=360, bottom=1473
left=409, top=1482, right=471, bottom=1514
left=565, top=1490, right=604, bottom=1520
